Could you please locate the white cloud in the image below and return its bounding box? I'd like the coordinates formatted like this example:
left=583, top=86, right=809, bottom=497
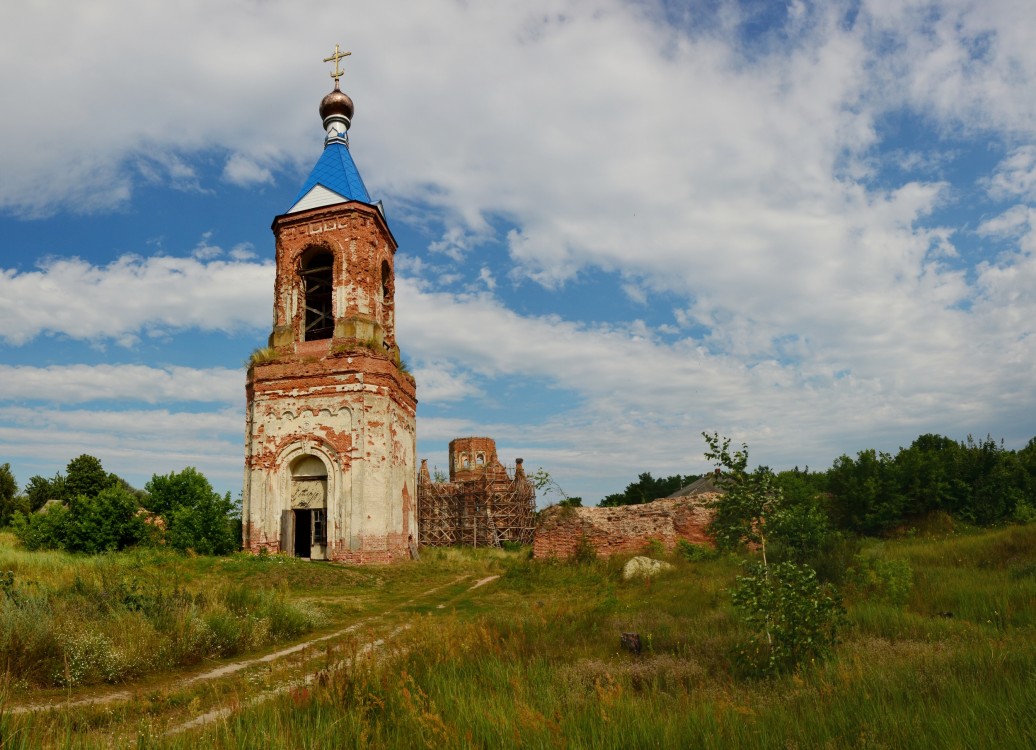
left=0, top=253, right=272, bottom=345
left=0, top=364, right=241, bottom=404
left=863, top=0, right=1036, bottom=137
left=399, top=273, right=1035, bottom=495
left=412, top=363, right=483, bottom=404
left=229, top=243, right=258, bottom=261
left=3, top=0, right=1036, bottom=501
left=985, top=146, right=1036, bottom=201
left=0, top=406, right=245, bottom=491
left=977, top=204, right=1034, bottom=239
left=477, top=267, right=496, bottom=291
left=223, top=153, right=275, bottom=187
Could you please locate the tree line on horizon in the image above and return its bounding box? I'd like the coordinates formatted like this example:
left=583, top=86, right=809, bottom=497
left=594, top=432, right=1036, bottom=533
left=2, top=431, right=1034, bottom=557
left=0, top=455, right=238, bottom=556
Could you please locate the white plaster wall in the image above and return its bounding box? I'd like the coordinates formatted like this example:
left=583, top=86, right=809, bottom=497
left=243, top=375, right=416, bottom=559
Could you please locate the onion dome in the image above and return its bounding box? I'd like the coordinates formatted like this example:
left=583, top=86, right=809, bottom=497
left=320, top=82, right=354, bottom=129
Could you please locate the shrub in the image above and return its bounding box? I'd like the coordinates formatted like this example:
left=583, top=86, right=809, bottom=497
left=0, top=493, right=29, bottom=529
left=703, top=432, right=845, bottom=675
left=571, top=534, right=597, bottom=564
left=766, top=496, right=832, bottom=564
left=731, top=560, right=843, bottom=676
left=12, top=503, right=71, bottom=551
left=642, top=538, right=666, bottom=557
left=847, top=555, right=913, bottom=606
left=63, top=486, right=149, bottom=554
left=676, top=540, right=716, bottom=562
left=11, top=486, right=148, bottom=554
left=55, top=631, right=121, bottom=687
left=145, top=468, right=239, bottom=555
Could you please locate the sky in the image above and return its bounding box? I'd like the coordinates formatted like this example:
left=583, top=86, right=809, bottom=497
left=1, top=0, right=1034, bottom=505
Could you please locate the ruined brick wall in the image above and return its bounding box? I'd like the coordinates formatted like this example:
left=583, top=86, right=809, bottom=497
left=532, top=496, right=717, bottom=559
left=449, top=436, right=507, bottom=483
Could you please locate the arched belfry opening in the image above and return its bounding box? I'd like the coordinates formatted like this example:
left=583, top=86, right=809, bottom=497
left=301, top=251, right=334, bottom=341
left=380, top=259, right=395, bottom=344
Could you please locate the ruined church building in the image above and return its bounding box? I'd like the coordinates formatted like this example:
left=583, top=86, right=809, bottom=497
left=242, top=47, right=417, bottom=563
left=242, top=48, right=537, bottom=563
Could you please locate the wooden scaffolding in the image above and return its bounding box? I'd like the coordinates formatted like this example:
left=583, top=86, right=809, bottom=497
left=417, top=462, right=536, bottom=548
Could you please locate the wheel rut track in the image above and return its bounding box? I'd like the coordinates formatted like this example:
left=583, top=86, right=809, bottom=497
left=6, top=572, right=495, bottom=721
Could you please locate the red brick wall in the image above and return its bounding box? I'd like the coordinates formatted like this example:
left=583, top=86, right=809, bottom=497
left=270, top=202, right=398, bottom=352
left=532, top=496, right=717, bottom=559
left=449, top=436, right=507, bottom=482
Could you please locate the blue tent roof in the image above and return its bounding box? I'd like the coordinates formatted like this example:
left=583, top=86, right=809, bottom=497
left=288, top=141, right=371, bottom=209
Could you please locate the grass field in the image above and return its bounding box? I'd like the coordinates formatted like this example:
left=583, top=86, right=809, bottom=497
left=1, top=526, right=1035, bottom=748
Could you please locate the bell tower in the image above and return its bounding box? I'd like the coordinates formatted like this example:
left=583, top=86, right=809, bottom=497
left=242, top=46, right=418, bottom=563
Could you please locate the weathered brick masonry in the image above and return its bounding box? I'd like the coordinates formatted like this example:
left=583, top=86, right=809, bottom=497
left=242, top=70, right=417, bottom=564
left=532, top=496, right=717, bottom=559
left=417, top=437, right=536, bottom=547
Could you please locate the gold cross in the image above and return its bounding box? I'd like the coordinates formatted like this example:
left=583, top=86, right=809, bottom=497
left=323, top=43, right=351, bottom=85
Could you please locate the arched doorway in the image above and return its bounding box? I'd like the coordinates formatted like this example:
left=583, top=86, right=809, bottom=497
left=286, top=455, right=328, bottom=559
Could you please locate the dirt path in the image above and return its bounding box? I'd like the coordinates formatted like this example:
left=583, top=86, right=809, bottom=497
left=165, top=624, right=409, bottom=736
left=6, top=573, right=485, bottom=718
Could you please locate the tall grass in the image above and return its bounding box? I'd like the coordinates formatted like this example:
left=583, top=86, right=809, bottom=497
left=1, top=526, right=1034, bottom=748
left=169, top=526, right=1036, bottom=749
left=0, top=539, right=325, bottom=689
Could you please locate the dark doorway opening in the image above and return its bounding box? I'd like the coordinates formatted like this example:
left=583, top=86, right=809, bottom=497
left=294, top=509, right=312, bottom=558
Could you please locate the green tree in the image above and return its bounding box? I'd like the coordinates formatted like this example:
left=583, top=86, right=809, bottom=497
left=1017, top=437, right=1036, bottom=521
left=145, top=467, right=238, bottom=555
left=702, top=435, right=775, bottom=557
left=826, top=449, right=902, bottom=534
left=956, top=435, right=1025, bottom=525
left=12, top=484, right=147, bottom=554
left=12, top=503, right=70, bottom=551
left=598, top=472, right=699, bottom=507
left=731, top=560, right=841, bottom=675
left=0, top=463, right=16, bottom=505
left=24, top=473, right=66, bottom=511
left=64, top=454, right=116, bottom=501
left=703, top=432, right=842, bottom=676
left=0, top=463, right=28, bottom=527
left=62, top=486, right=148, bottom=554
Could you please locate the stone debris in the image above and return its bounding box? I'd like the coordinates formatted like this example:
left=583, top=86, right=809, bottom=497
left=620, top=632, right=642, bottom=653
left=622, top=556, right=675, bottom=580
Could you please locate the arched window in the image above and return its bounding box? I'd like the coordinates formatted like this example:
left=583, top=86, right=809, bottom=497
left=301, top=252, right=334, bottom=341
left=380, top=259, right=394, bottom=345
left=381, top=260, right=393, bottom=304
